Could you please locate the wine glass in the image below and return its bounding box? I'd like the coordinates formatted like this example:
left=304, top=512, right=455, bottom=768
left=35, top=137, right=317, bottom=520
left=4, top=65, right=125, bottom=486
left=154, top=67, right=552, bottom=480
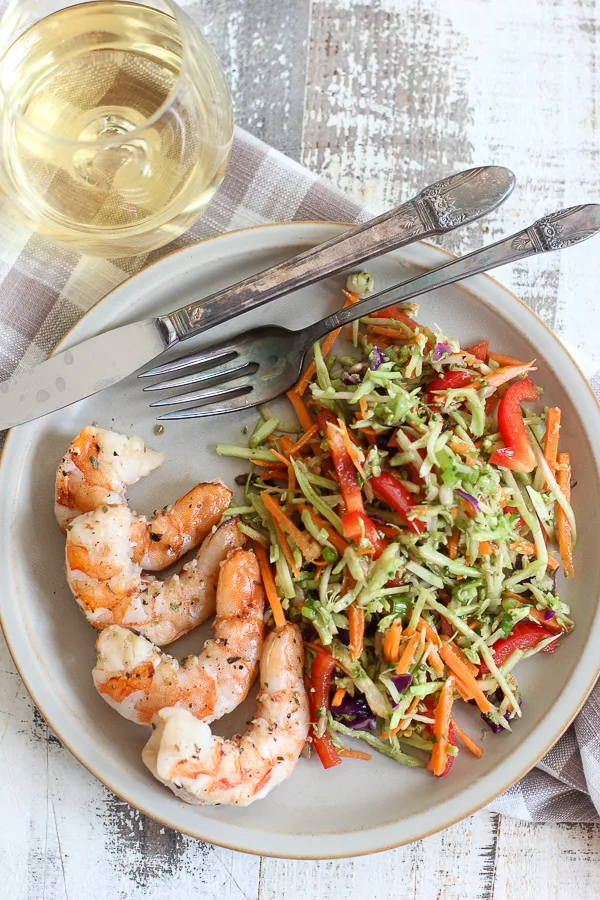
left=0, top=0, right=233, bottom=256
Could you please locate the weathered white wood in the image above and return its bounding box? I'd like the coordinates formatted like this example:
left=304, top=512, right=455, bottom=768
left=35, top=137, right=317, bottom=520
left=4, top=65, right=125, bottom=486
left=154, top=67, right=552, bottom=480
left=2, top=0, right=600, bottom=897
left=259, top=812, right=500, bottom=900
left=302, top=0, right=600, bottom=368
left=493, top=818, right=600, bottom=900
left=190, top=0, right=311, bottom=160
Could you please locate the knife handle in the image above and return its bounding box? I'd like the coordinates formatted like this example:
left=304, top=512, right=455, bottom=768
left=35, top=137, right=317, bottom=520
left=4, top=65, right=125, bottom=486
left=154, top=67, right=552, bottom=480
left=158, top=166, right=515, bottom=346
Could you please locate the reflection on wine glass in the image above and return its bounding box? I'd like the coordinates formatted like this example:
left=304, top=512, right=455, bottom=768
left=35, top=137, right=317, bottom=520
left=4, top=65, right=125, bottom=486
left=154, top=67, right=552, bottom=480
left=0, top=0, right=233, bottom=256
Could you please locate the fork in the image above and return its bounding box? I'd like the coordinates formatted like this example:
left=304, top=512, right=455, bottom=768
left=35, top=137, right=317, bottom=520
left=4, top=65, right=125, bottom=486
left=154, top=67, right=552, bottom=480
left=140, top=204, right=600, bottom=419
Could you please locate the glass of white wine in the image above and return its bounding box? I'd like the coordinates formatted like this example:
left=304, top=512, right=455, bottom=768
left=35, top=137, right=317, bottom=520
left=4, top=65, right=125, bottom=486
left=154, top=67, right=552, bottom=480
left=0, top=0, right=233, bottom=256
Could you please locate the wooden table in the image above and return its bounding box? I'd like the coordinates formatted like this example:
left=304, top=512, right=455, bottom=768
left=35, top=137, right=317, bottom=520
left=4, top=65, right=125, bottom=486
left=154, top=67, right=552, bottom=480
left=2, top=0, right=600, bottom=897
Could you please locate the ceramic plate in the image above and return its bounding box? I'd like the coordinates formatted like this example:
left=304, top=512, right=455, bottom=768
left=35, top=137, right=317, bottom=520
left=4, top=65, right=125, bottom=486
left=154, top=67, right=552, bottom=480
left=1, top=223, right=600, bottom=858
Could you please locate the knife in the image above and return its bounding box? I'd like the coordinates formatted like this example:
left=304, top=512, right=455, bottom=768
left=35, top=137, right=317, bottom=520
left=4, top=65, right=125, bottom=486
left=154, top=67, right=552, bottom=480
left=0, top=165, right=515, bottom=430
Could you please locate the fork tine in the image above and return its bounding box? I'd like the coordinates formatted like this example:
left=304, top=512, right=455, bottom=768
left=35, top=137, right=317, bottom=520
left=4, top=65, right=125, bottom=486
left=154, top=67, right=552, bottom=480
left=149, top=375, right=254, bottom=408
left=142, top=359, right=256, bottom=392
left=139, top=339, right=239, bottom=378
left=155, top=385, right=257, bottom=420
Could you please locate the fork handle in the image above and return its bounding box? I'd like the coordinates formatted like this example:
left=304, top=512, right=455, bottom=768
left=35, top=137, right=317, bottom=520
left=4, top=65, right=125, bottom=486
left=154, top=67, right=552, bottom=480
left=305, top=204, right=600, bottom=343
left=157, top=166, right=515, bottom=345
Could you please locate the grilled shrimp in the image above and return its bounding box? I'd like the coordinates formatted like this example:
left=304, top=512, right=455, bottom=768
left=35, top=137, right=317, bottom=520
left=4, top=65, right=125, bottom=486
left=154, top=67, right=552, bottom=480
left=142, top=623, right=309, bottom=807
left=55, top=427, right=164, bottom=532
left=66, top=509, right=243, bottom=645
left=56, top=427, right=231, bottom=572
left=93, top=548, right=265, bottom=724
left=129, top=481, right=232, bottom=571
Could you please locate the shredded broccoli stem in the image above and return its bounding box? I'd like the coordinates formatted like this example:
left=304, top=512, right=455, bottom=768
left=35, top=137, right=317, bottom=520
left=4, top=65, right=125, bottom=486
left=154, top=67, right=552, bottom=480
left=329, top=717, right=424, bottom=767
left=220, top=293, right=576, bottom=777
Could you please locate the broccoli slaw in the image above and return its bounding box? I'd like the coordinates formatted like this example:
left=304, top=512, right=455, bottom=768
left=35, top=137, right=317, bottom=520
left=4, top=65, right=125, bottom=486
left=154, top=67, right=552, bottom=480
left=216, top=273, right=576, bottom=777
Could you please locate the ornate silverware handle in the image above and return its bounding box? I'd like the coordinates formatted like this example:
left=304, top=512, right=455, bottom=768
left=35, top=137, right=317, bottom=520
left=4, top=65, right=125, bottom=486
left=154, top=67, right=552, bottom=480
left=307, top=204, right=600, bottom=341
left=159, top=166, right=514, bottom=344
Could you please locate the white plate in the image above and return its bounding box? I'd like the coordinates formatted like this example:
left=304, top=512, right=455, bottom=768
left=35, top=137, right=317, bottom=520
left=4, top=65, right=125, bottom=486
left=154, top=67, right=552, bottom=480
left=1, top=223, right=600, bottom=858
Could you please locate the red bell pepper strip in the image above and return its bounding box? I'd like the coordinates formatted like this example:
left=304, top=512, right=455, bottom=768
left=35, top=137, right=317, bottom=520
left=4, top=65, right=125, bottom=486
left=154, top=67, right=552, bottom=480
left=464, top=340, right=489, bottom=362
left=316, top=409, right=337, bottom=433
left=310, top=650, right=342, bottom=769
left=422, top=370, right=472, bottom=406
left=341, top=510, right=386, bottom=557
left=489, top=377, right=538, bottom=473
left=370, top=471, right=425, bottom=534
left=480, top=621, right=556, bottom=674
left=423, top=695, right=457, bottom=776
left=323, top=420, right=385, bottom=554
left=325, top=421, right=363, bottom=514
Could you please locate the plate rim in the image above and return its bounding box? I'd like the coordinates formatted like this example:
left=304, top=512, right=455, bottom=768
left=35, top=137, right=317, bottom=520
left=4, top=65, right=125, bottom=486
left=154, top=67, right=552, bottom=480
left=1, top=220, right=599, bottom=858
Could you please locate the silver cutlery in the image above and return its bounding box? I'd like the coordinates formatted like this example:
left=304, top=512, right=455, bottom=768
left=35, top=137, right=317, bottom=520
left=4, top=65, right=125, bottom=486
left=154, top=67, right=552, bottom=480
left=140, top=204, right=600, bottom=419
left=0, top=166, right=514, bottom=430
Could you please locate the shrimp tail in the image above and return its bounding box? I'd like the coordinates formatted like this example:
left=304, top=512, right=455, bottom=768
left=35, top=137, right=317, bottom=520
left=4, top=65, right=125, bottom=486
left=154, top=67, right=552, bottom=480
left=143, top=623, right=310, bottom=806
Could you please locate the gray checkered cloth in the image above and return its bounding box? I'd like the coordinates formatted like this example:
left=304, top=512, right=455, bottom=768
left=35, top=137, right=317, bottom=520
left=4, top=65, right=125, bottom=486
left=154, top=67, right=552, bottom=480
left=1, top=127, right=598, bottom=823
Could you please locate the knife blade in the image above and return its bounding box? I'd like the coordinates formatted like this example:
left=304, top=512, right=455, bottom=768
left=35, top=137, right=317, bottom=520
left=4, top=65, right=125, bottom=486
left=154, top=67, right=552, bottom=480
left=0, top=165, right=516, bottom=430
left=0, top=320, right=166, bottom=431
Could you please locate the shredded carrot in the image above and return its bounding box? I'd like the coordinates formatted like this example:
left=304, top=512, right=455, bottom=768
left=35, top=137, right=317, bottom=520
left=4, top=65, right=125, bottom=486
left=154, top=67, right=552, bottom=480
left=454, top=677, right=475, bottom=702
left=448, top=527, right=460, bottom=560
left=439, top=643, right=491, bottom=714
left=510, top=539, right=559, bottom=571
left=444, top=640, right=479, bottom=677
left=503, top=592, right=565, bottom=634
left=429, top=676, right=456, bottom=776
left=367, top=324, right=409, bottom=340
left=254, top=542, right=286, bottom=629
left=338, top=748, right=372, bottom=761
left=260, top=491, right=321, bottom=562
left=417, top=617, right=441, bottom=647
left=286, top=461, right=296, bottom=516
left=288, top=422, right=320, bottom=456
left=462, top=361, right=536, bottom=392
left=279, top=434, right=296, bottom=511
left=450, top=440, right=472, bottom=455
left=336, top=418, right=367, bottom=479
left=286, top=388, right=313, bottom=431
left=395, top=633, right=419, bottom=674
left=297, top=502, right=349, bottom=556
left=359, top=397, right=368, bottom=420
left=556, top=452, right=574, bottom=578
left=331, top=688, right=346, bottom=707
left=342, top=289, right=361, bottom=304
left=279, top=435, right=294, bottom=455
left=383, top=619, right=402, bottom=663
left=478, top=540, right=493, bottom=557
left=269, top=447, right=291, bottom=469
left=487, top=351, right=530, bottom=367
left=543, top=407, right=561, bottom=477
left=528, top=606, right=564, bottom=633
left=451, top=719, right=484, bottom=758
left=348, top=604, right=365, bottom=661
left=273, top=520, right=300, bottom=578
left=304, top=640, right=325, bottom=655
left=427, top=644, right=445, bottom=675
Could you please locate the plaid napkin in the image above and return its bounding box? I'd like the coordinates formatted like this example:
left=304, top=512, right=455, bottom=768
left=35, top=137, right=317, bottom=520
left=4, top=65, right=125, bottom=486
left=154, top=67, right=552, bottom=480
left=0, top=127, right=599, bottom=824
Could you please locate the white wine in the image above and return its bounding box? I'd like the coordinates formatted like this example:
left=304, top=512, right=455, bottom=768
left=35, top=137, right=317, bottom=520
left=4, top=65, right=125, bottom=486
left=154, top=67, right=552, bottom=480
left=0, top=1, right=233, bottom=255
